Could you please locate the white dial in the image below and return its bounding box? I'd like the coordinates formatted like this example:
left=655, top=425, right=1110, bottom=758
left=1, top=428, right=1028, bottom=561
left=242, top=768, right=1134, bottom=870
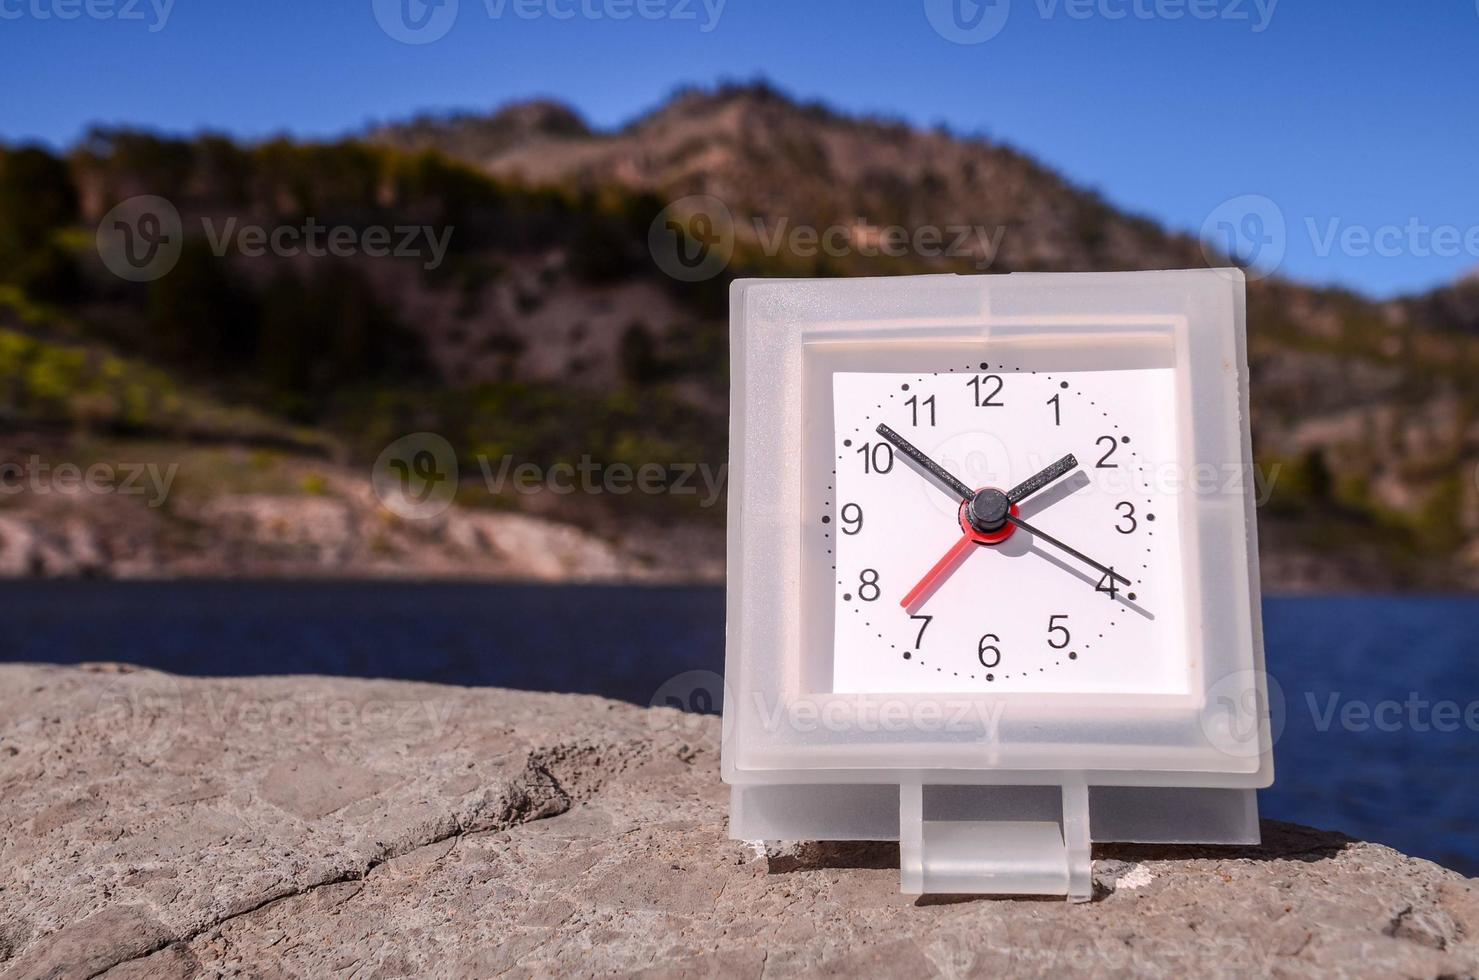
left=827, top=358, right=1189, bottom=695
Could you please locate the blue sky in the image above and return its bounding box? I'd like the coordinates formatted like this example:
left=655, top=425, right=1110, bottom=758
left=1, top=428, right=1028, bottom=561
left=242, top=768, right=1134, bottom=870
left=2, top=0, right=1476, bottom=298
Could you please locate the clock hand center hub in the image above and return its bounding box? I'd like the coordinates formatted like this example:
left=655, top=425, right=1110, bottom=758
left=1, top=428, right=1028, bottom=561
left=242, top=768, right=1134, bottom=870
left=961, top=488, right=1019, bottom=544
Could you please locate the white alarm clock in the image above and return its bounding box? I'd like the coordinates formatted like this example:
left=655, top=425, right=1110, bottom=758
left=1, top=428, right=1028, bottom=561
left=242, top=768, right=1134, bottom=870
left=721, top=270, right=1273, bottom=900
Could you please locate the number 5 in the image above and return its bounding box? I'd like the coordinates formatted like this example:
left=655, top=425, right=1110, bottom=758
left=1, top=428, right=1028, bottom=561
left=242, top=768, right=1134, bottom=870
left=1047, top=614, right=1070, bottom=650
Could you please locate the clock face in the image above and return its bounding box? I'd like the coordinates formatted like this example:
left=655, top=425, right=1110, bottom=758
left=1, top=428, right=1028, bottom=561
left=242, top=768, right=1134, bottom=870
left=827, top=357, right=1190, bottom=696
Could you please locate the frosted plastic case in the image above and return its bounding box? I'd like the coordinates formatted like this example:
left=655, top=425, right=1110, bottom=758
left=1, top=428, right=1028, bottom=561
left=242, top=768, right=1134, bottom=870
left=721, top=271, right=1272, bottom=900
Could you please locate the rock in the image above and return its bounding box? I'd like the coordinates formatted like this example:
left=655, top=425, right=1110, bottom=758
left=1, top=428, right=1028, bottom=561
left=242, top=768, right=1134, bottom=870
left=1, top=664, right=1476, bottom=978
left=195, top=496, right=356, bottom=565
left=0, top=517, right=38, bottom=577
left=0, top=443, right=724, bottom=583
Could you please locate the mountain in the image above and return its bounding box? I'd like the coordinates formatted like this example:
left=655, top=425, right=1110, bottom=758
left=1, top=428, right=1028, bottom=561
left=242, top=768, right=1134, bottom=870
left=375, top=83, right=1205, bottom=276
left=1, top=83, right=1475, bottom=588
left=373, top=82, right=1479, bottom=588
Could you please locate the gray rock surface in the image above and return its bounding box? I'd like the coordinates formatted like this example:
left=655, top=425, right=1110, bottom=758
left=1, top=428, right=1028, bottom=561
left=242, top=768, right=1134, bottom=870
left=1, top=663, right=1475, bottom=978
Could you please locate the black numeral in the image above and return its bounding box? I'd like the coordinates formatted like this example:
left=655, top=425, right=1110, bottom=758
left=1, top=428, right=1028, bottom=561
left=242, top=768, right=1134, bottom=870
left=1116, top=501, right=1137, bottom=534
left=858, top=568, right=881, bottom=602
left=857, top=442, right=894, bottom=474
left=967, top=375, right=1004, bottom=408
left=840, top=503, right=863, bottom=535
left=1047, top=614, right=1071, bottom=650
left=1047, top=393, right=1061, bottom=426
left=906, top=394, right=936, bottom=427
left=977, top=633, right=1002, bottom=669
left=910, top=614, right=933, bottom=649
left=1096, top=569, right=1119, bottom=599
left=1096, top=435, right=1119, bottom=468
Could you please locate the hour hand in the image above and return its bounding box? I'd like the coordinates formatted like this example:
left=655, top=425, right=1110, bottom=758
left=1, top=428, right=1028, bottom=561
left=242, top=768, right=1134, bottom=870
left=874, top=423, right=973, bottom=502
left=1007, top=453, right=1078, bottom=505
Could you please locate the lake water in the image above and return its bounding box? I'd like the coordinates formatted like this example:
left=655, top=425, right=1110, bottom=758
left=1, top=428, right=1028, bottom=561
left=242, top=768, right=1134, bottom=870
left=3, top=583, right=1475, bottom=876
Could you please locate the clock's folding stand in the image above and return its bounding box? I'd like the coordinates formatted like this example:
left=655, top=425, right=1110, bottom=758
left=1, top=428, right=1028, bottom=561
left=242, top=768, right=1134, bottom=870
left=721, top=271, right=1274, bottom=901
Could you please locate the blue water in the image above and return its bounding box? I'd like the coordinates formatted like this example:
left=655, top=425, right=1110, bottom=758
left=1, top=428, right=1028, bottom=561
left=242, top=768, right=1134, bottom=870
left=2, top=583, right=1475, bottom=876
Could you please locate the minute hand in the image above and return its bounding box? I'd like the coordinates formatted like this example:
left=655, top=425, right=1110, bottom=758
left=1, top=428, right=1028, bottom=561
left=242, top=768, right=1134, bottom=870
left=1003, top=513, right=1132, bottom=588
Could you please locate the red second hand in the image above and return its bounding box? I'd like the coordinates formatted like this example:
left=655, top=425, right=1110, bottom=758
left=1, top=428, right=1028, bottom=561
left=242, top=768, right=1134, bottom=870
left=899, top=496, right=1021, bottom=614
left=901, top=534, right=976, bottom=613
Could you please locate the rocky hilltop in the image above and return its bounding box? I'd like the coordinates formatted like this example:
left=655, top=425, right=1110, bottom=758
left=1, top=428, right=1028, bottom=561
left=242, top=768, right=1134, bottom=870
left=1, top=663, right=1477, bottom=977
left=2, top=82, right=1476, bottom=588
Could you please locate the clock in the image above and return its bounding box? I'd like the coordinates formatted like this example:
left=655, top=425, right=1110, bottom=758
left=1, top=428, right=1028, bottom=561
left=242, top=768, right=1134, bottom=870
left=721, top=270, right=1274, bottom=901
